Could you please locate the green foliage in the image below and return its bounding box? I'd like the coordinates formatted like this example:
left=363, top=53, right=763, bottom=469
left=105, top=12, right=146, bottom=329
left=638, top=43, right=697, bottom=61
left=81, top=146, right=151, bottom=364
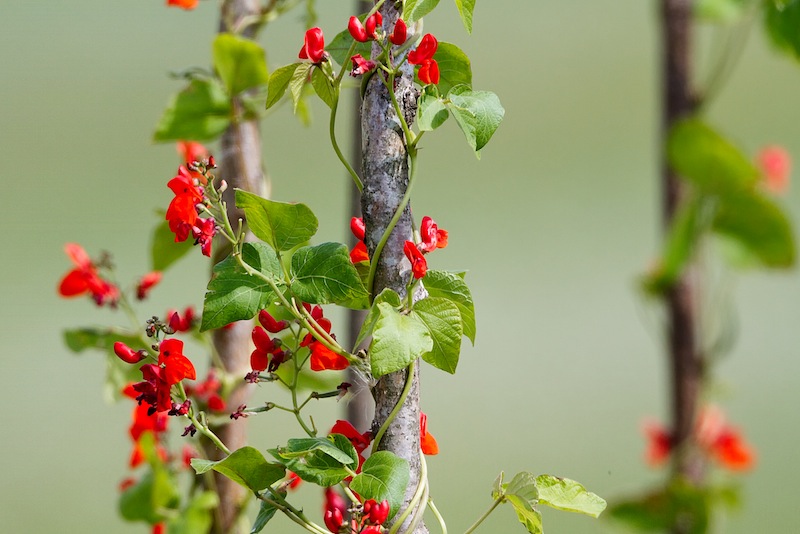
left=447, top=86, right=505, bottom=156
left=153, top=78, right=231, bottom=142
left=200, top=242, right=283, bottom=331
left=168, top=492, right=218, bottom=534
left=368, top=300, right=433, bottom=377
left=417, top=88, right=449, bottom=131
left=268, top=434, right=358, bottom=487
left=191, top=447, right=286, bottom=492
left=764, top=0, right=800, bottom=60
left=120, top=434, right=180, bottom=524
left=151, top=219, right=193, bottom=272
left=423, top=269, right=477, bottom=343
left=290, top=63, right=314, bottom=113
left=311, top=68, right=336, bottom=109
left=290, top=242, right=369, bottom=307
left=265, top=63, right=301, bottom=110
left=412, top=297, right=463, bottom=373
left=350, top=451, right=411, bottom=519
left=251, top=496, right=282, bottom=533
left=213, top=33, right=270, bottom=96
left=236, top=190, right=319, bottom=252
left=454, top=0, right=477, bottom=33
left=435, top=42, right=473, bottom=95
left=695, top=0, right=748, bottom=22
left=404, top=0, right=442, bottom=22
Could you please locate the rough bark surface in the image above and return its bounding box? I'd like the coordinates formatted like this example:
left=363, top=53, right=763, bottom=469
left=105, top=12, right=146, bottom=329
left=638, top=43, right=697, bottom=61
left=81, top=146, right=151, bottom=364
left=661, top=0, right=704, bottom=497
left=205, top=2, right=267, bottom=533
left=361, top=2, right=428, bottom=533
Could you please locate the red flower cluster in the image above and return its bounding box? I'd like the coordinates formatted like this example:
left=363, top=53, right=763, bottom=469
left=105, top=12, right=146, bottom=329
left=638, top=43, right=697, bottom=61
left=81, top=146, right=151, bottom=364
left=166, top=0, right=198, bottom=10
left=403, top=216, right=449, bottom=280
left=250, top=325, right=287, bottom=373
left=758, top=145, right=791, bottom=195
left=349, top=217, right=370, bottom=263
left=301, top=304, right=349, bottom=371
left=122, top=384, right=169, bottom=468
left=132, top=339, right=196, bottom=415
left=324, top=487, right=349, bottom=533
left=165, top=166, right=216, bottom=257
left=57, top=243, right=120, bottom=307
left=643, top=405, right=755, bottom=471
left=408, top=34, right=439, bottom=85
left=299, top=27, right=326, bottom=63
left=184, top=369, right=225, bottom=412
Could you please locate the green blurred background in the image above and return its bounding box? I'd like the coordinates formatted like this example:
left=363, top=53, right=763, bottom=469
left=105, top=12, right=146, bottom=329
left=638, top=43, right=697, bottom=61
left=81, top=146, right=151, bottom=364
left=2, top=1, right=799, bottom=532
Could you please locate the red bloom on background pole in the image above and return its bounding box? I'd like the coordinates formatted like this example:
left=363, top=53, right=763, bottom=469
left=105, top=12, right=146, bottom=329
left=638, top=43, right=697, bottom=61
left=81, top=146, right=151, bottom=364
left=419, top=216, right=448, bottom=252
left=299, top=27, right=326, bottom=63
left=404, top=241, right=428, bottom=279
left=136, top=271, right=162, bottom=300
left=420, top=412, right=439, bottom=455
left=758, top=145, right=791, bottom=194
left=408, top=34, right=440, bottom=86
left=166, top=0, right=198, bottom=10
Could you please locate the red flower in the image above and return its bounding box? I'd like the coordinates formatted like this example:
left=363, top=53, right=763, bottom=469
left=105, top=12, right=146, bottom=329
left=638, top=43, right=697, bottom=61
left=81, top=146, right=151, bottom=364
left=136, top=271, right=162, bottom=300
left=185, top=369, right=226, bottom=412
left=152, top=523, right=165, bottom=534
left=182, top=444, right=198, bottom=469
left=642, top=419, right=672, bottom=466
left=365, top=12, right=383, bottom=40
left=158, top=338, right=196, bottom=385
left=177, top=140, right=208, bottom=166
left=408, top=34, right=438, bottom=65
left=324, top=508, right=344, bottom=534
left=166, top=166, right=203, bottom=243
left=419, top=216, right=448, bottom=252
left=299, top=27, right=326, bottom=63
left=250, top=326, right=281, bottom=372
left=404, top=241, right=427, bottom=279
left=167, top=307, right=196, bottom=333
left=420, top=412, right=439, bottom=455
left=390, top=19, right=407, bottom=46
left=114, top=342, right=147, bottom=365
left=57, top=243, right=119, bottom=307
left=167, top=0, right=198, bottom=9
left=758, top=145, right=791, bottom=194
left=350, top=54, right=377, bottom=76
left=363, top=499, right=390, bottom=525
left=192, top=217, right=216, bottom=257
left=258, top=309, right=290, bottom=333
left=330, top=420, right=372, bottom=472
left=348, top=16, right=368, bottom=42
left=350, top=240, right=370, bottom=263
left=309, top=341, right=349, bottom=371
left=351, top=217, right=366, bottom=240
left=418, top=59, right=440, bottom=85
left=129, top=402, right=169, bottom=442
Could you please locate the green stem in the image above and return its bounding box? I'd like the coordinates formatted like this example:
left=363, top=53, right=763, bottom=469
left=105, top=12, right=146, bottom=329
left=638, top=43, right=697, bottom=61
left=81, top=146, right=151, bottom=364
left=371, top=360, right=415, bottom=454
left=462, top=497, right=504, bottom=534
left=255, top=492, right=329, bottom=534
left=428, top=497, right=448, bottom=534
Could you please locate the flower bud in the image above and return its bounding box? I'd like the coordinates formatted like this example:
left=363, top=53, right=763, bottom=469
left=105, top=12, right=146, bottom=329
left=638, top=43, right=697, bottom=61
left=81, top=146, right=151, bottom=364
left=114, top=342, right=146, bottom=364
left=348, top=16, right=368, bottom=42
left=390, top=19, right=407, bottom=45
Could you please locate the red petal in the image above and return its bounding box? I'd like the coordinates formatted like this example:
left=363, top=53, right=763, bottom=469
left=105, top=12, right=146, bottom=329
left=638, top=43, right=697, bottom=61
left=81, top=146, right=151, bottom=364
left=58, top=269, right=90, bottom=296
left=64, top=243, right=92, bottom=269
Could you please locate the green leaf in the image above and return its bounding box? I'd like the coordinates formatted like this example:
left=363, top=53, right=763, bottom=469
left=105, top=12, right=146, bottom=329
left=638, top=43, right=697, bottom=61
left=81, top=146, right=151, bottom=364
left=504, top=472, right=540, bottom=503
left=200, top=242, right=283, bottom=331
left=251, top=496, right=283, bottom=533
left=404, top=0, right=442, bottom=22
left=213, top=33, right=269, bottom=96
left=290, top=62, right=314, bottom=113
left=153, top=78, right=231, bottom=142
left=168, top=491, right=218, bottom=534
left=268, top=437, right=353, bottom=487
left=641, top=197, right=704, bottom=294
left=276, top=436, right=357, bottom=466
left=695, top=0, right=747, bottom=23
left=327, top=28, right=373, bottom=67
left=191, top=447, right=285, bottom=492
left=369, top=302, right=433, bottom=377
left=667, top=119, right=759, bottom=196
left=151, top=219, right=193, bottom=272
left=417, top=88, right=449, bottom=131
left=412, top=297, right=463, bottom=373
left=454, top=0, right=476, bottom=33
left=350, top=451, right=411, bottom=519
left=535, top=475, right=607, bottom=518
left=435, top=42, right=472, bottom=95
left=506, top=494, right=543, bottom=534
left=355, top=289, right=402, bottom=348
left=290, top=242, right=369, bottom=307
left=236, top=190, right=319, bottom=252
left=447, top=86, right=505, bottom=155
left=764, top=0, right=800, bottom=61
left=311, top=68, right=336, bottom=109
left=266, top=63, right=301, bottom=110
left=608, top=480, right=710, bottom=534
left=491, top=472, right=505, bottom=500
left=119, top=469, right=180, bottom=524
left=713, top=190, right=795, bottom=267
left=423, top=270, right=476, bottom=343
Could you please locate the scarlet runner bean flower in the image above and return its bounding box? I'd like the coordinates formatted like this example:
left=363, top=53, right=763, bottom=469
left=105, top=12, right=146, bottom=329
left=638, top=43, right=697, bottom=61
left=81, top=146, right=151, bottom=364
left=390, top=18, right=407, bottom=46
left=330, top=420, right=372, bottom=472
left=408, top=34, right=440, bottom=85
left=191, top=217, right=216, bottom=257
left=643, top=405, right=755, bottom=471
left=299, top=27, right=326, bottom=64
left=300, top=305, right=349, bottom=371
left=166, top=166, right=204, bottom=242
left=114, top=342, right=147, bottom=364
left=185, top=369, right=226, bottom=412
left=167, top=306, right=196, bottom=332
left=420, top=412, right=439, bottom=455
left=258, top=309, right=290, bottom=333
left=362, top=499, right=390, bottom=526
left=365, top=11, right=382, bottom=40
left=348, top=16, right=369, bottom=42
left=57, top=243, right=120, bottom=307
left=136, top=271, right=162, bottom=300
left=166, top=0, right=198, bottom=9
left=250, top=325, right=286, bottom=373
left=349, top=217, right=370, bottom=263
left=350, top=54, right=377, bottom=77
left=404, top=241, right=428, bottom=279
left=758, top=145, right=791, bottom=194
left=419, top=216, right=448, bottom=253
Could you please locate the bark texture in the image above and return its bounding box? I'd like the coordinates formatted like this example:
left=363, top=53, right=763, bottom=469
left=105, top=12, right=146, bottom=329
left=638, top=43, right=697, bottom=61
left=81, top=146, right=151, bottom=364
left=661, top=0, right=704, bottom=505
left=205, top=2, right=267, bottom=532
left=361, top=2, right=427, bottom=532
